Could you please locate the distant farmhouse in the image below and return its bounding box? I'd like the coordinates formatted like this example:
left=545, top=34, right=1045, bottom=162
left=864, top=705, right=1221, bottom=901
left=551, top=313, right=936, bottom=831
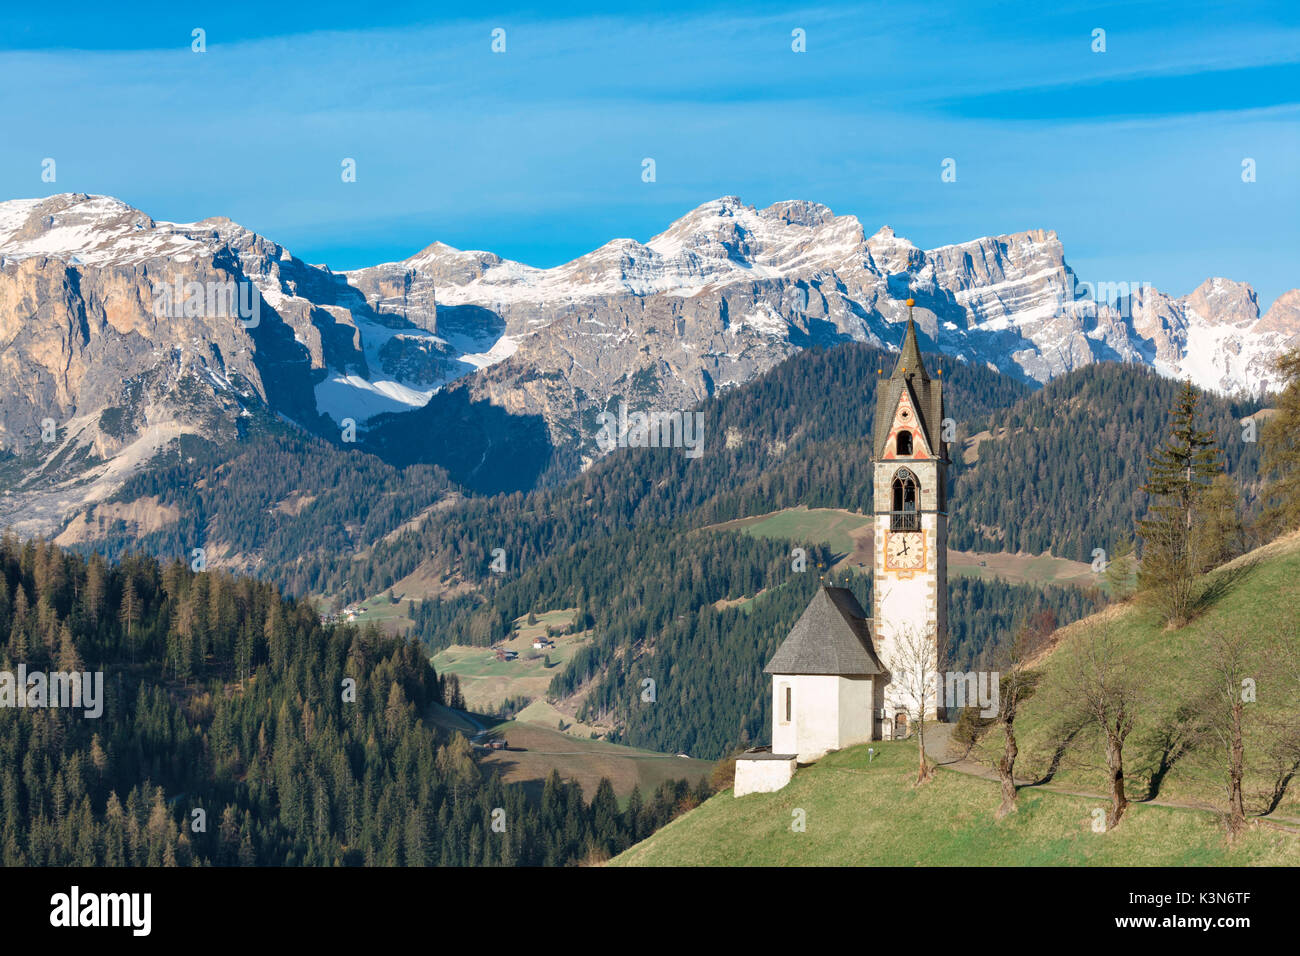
left=735, top=302, right=949, bottom=796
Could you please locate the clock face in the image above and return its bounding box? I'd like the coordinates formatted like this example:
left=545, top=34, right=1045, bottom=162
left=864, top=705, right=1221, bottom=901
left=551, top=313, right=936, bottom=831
left=887, top=531, right=924, bottom=570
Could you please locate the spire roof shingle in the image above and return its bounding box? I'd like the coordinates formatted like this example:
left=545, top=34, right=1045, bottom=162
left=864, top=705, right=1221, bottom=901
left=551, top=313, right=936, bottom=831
left=764, top=586, right=884, bottom=676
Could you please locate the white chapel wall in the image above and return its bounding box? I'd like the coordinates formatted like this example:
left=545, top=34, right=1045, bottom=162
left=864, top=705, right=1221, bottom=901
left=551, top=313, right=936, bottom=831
left=771, top=674, right=842, bottom=761
left=836, top=676, right=876, bottom=748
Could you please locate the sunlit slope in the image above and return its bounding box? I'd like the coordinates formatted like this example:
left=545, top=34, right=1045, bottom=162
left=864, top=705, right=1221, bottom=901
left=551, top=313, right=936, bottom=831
left=611, top=743, right=1299, bottom=866
left=998, top=530, right=1300, bottom=816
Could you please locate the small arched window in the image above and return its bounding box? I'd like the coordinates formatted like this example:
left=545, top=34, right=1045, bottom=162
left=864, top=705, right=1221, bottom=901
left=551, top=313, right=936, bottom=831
left=891, top=468, right=919, bottom=530
left=896, top=430, right=913, bottom=456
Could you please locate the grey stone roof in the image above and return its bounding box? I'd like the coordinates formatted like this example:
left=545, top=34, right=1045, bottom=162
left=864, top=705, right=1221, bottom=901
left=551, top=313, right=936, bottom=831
left=764, top=586, right=885, bottom=676
left=873, top=317, right=946, bottom=461
left=736, top=747, right=798, bottom=761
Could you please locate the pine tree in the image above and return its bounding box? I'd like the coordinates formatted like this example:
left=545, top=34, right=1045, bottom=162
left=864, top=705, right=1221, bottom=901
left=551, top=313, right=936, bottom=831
left=624, top=784, right=644, bottom=844
left=589, top=778, right=621, bottom=857
left=1105, top=533, right=1137, bottom=601
left=1261, top=347, right=1300, bottom=535
left=90, top=735, right=108, bottom=781
left=7, top=586, right=28, bottom=661
left=119, top=580, right=141, bottom=661
left=56, top=624, right=81, bottom=673
left=1137, top=380, right=1221, bottom=625
left=84, top=556, right=105, bottom=620
left=1141, top=380, right=1221, bottom=524
left=1193, top=472, right=1244, bottom=572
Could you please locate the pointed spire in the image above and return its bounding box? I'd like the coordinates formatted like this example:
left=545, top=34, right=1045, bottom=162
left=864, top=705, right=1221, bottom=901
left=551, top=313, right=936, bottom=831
left=891, top=298, right=928, bottom=381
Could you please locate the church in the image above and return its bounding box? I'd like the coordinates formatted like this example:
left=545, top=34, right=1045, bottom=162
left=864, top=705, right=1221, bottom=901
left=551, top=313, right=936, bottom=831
left=733, top=301, right=950, bottom=796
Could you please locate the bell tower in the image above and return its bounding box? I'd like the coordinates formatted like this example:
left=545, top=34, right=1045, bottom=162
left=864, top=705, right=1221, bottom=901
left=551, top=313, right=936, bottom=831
left=872, top=299, right=949, bottom=729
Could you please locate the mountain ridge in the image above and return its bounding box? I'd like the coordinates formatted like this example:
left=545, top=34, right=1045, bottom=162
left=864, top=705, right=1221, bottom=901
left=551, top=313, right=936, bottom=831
left=0, top=192, right=1294, bottom=534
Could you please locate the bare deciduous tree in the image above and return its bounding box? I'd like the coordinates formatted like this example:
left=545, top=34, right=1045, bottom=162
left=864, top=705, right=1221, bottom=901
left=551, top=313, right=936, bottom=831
left=990, top=621, right=1048, bottom=818
left=892, top=625, right=939, bottom=786
left=1193, top=628, right=1254, bottom=838
left=1260, top=630, right=1300, bottom=817
left=1054, top=625, right=1141, bottom=830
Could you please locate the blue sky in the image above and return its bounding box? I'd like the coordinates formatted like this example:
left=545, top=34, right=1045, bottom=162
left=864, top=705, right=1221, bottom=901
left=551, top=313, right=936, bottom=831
left=1, top=1, right=1296, bottom=307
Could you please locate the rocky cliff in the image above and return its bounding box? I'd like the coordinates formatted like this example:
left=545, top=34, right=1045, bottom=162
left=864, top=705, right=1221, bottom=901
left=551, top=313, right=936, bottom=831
left=1, top=192, right=1295, bottom=533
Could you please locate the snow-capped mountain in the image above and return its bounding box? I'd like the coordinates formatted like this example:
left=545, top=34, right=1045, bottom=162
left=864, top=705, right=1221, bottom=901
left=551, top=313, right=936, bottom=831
left=0, top=192, right=1295, bottom=531
left=0, top=193, right=513, bottom=433
left=0, top=193, right=520, bottom=533
left=352, top=195, right=1297, bottom=397
left=344, top=195, right=1296, bottom=473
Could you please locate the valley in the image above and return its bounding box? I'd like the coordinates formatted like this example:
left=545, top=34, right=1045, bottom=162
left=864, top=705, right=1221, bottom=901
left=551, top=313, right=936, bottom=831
left=19, top=341, right=1266, bottom=762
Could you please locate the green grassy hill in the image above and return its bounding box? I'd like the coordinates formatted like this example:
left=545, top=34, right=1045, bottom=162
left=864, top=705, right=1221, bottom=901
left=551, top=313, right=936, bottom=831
left=431, top=608, right=591, bottom=713
left=612, top=531, right=1300, bottom=866
left=994, top=529, right=1300, bottom=817
left=612, top=742, right=1299, bottom=866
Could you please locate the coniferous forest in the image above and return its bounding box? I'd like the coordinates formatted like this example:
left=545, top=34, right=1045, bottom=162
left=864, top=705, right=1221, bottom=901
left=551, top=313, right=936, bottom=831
left=0, top=538, right=704, bottom=866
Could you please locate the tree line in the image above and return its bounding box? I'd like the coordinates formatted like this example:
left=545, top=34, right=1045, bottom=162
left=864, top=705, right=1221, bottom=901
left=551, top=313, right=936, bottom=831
left=0, top=539, right=703, bottom=865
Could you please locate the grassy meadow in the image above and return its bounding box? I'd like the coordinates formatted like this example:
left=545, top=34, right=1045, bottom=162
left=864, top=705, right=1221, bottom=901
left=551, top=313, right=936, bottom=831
left=612, top=741, right=1300, bottom=866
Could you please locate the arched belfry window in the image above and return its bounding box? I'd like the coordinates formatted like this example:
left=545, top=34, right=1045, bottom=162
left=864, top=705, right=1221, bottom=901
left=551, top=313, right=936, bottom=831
left=891, top=468, right=920, bottom=530
left=896, top=430, right=913, bottom=456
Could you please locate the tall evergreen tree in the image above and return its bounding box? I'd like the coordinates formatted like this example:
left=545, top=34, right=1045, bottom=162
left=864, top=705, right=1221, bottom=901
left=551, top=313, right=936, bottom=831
left=1137, top=380, right=1221, bottom=625
left=1104, top=533, right=1137, bottom=601
left=1193, top=473, right=1245, bottom=572
left=1261, top=347, right=1300, bottom=534
left=1141, top=380, right=1222, bottom=526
